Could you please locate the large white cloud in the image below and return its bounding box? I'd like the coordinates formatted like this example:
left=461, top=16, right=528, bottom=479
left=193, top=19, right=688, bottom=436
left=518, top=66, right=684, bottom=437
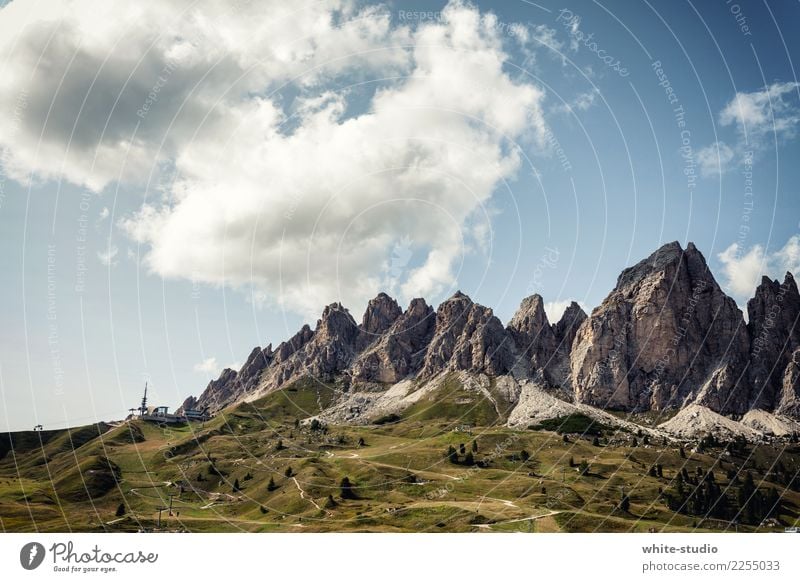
left=717, top=235, right=800, bottom=299
left=0, top=0, right=549, bottom=317
left=0, top=0, right=412, bottom=190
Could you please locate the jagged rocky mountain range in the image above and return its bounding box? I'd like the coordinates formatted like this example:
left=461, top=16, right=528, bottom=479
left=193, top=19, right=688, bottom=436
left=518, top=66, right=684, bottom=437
left=181, top=241, right=800, bottom=438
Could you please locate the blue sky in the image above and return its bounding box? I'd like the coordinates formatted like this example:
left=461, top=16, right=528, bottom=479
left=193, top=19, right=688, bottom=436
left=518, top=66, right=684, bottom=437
left=0, top=0, right=798, bottom=431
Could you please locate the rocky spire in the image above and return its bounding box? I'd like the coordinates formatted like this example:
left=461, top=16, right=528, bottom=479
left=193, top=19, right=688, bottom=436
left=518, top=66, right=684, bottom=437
left=357, top=292, right=403, bottom=350
left=271, top=303, right=359, bottom=384
left=352, top=297, right=435, bottom=383
left=552, top=301, right=587, bottom=353
left=748, top=272, right=800, bottom=409
left=570, top=241, right=750, bottom=413
left=419, top=291, right=512, bottom=378
left=506, top=294, right=557, bottom=370
left=274, top=325, right=314, bottom=363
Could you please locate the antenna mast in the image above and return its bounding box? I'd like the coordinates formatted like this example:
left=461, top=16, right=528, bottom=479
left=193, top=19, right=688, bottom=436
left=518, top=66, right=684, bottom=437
left=139, top=382, right=148, bottom=417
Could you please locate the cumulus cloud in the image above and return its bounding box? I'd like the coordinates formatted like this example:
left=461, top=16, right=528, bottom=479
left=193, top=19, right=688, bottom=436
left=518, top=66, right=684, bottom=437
left=696, top=141, right=735, bottom=177
left=193, top=357, right=219, bottom=375
left=717, top=235, right=800, bottom=299
left=0, top=0, right=412, bottom=191
left=720, top=81, right=800, bottom=139
left=0, top=0, right=551, bottom=318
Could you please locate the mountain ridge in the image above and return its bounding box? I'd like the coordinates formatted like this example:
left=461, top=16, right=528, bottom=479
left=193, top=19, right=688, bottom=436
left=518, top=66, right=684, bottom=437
left=181, top=241, right=800, bottom=428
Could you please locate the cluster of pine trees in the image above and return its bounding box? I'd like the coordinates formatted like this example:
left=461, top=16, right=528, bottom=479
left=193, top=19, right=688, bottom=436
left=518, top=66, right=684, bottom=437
left=663, top=467, right=781, bottom=525
left=445, top=442, right=475, bottom=466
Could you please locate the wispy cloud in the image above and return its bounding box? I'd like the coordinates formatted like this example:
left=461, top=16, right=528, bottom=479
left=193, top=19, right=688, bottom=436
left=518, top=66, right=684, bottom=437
left=696, top=141, right=735, bottom=177
left=194, top=357, right=219, bottom=375
left=552, top=88, right=599, bottom=115
left=698, top=82, right=800, bottom=178
left=96, top=244, right=118, bottom=267
left=720, top=81, right=800, bottom=139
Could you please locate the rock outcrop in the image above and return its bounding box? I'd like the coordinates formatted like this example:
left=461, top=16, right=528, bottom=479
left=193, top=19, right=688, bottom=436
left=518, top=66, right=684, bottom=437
left=548, top=301, right=587, bottom=389
left=266, top=303, right=359, bottom=387
left=190, top=345, right=274, bottom=411
left=505, top=295, right=586, bottom=389
left=747, top=273, right=800, bottom=410
left=357, top=292, right=403, bottom=349
left=419, top=291, right=513, bottom=378
left=506, top=294, right=557, bottom=371
left=570, top=241, right=750, bottom=414
left=553, top=301, right=587, bottom=354
left=351, top=297, right=435, bottom=383
left=193, top=367, right=240, bottom=412
left=273, top=325, right=314, bottom=363
left=777, top=348, right=800, bottom=416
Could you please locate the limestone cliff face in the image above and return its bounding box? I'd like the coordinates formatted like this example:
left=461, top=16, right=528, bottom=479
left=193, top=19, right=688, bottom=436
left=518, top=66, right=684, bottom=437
left=419, top=292, right=513, bottom=378
left=505, top=295, right=586, bottom=389
left=351, top=297, right=435, bottom=383
left=778, top=348, right=800, bottom=416
left=553, top=301, right=587, bottom=355
left=357, top=292, right=403, bottom=350
left=570, top=242, right=750, bottom=413
left=506, top=294, right=557, bottom=371
left=265, top=303, right=360, bottom=387
left=548, top=301, right=587, bottom=389
left=273, top=326, right=314, bottom=363
left=747, top=273, right=800, bottom=410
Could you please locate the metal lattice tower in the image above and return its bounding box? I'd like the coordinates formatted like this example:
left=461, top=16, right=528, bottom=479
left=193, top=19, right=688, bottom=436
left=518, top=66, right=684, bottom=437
left=139, top=382, right=148, bottom=417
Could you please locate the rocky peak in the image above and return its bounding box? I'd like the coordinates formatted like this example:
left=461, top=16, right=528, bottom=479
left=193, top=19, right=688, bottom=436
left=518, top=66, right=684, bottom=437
left=419, top=292, right=512, bottom=378
left=238, top=346, right=273, bottom=389
left=263, top=304, right=360, bottom=387
left=614, top=240, right=707, bottom=293
left=274, top=324, right=314, bottom=363
left=358, top=292, right=402, bottom=348
left=777, top=348, right=800, bottom=416
left=508, top=294, right=550, bottom=333
left=748, top=272, right=800, bottom=409
left=316, top=303, right=359, bottom=343
left=571, top=241, right=750, bottom=413
left=193, top=367, right=239, bottom=412
left=506, top=294, right=556, bottom=369
left=553, top=301, right=587, bottom=351
left=176, top=395, right=197, bottom=415
left=351, top=297, right=436, bottom=383
left=189, top=344, right=274, bottom=413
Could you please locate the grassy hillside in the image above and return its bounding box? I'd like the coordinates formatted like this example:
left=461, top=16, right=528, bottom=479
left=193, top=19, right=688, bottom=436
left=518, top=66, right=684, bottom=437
left=1, top=378, right=799, bottom=533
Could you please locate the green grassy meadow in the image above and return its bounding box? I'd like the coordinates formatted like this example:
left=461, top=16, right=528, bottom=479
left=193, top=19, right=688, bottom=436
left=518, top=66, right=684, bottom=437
left=2, top=378, right=799, bottom=533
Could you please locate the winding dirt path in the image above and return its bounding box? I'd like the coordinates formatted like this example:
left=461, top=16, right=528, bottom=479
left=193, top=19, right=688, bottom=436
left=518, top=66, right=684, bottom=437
left=292, top=477, right=328, bottom=514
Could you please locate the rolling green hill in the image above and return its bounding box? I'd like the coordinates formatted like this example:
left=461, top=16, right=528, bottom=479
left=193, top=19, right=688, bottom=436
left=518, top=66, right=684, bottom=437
left=1, top=377, right=799, bottom=533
